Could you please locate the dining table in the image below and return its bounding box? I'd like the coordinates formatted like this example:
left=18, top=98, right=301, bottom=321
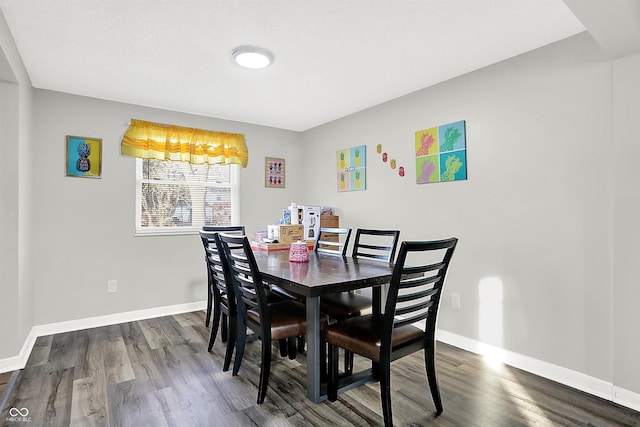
left=252, top=249, right=395, bottom=403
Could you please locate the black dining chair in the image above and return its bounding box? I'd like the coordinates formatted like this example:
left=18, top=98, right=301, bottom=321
left=320, top=228, right=400, bottom=374
left=325, top=238, right=458, bottom=427
left=219, top=233, right=328, bottom=404
left=200, top=226, right=244, bottom=351
left=199, top=231, right=240, bottom=372
left=200, top=225, right=245, bottom=328
left=203, top=228, right=293, bottom=367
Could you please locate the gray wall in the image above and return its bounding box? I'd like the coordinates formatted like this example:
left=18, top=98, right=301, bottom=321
left=303, top=32, right=634, bottom=390
left=30, top=90, right=303, bottom=325
left=0, top=79, right=20, bottom=360
left=612, top=52, right=640, bottom=394
left=0, top=9, right=33, bottom=360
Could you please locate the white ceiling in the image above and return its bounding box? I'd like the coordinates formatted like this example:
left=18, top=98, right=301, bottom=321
left=0, top=1, right=607, bottom=132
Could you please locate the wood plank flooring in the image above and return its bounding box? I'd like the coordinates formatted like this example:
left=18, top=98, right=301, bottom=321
left=1, top=311, right=639, bottom=426
left=0, top=372, right=12, bottom=398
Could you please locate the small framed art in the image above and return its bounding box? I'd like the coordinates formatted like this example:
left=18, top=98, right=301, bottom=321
left=265, top=157, right=285, bottom=188
left=66, top=135, right=102, bottom=178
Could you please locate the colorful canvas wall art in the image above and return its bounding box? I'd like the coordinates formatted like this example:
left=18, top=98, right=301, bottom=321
left=336, top=145, right=366, bottom=192
left=415, top=120, right=467, bottom=184
left=66, top=135, right=102, bottom=178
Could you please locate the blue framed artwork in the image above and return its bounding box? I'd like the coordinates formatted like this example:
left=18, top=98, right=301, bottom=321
left=66, top=135, right=102, bottom=178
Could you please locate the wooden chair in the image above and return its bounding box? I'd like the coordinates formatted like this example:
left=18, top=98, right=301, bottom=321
left=199, top=231, right=241, bottom=372
left=313, top=227, right=352, bottom=256
left=200, top=225, right=245, bottom=328
left=321, top=229, right=400, bottom=374
left=219, top=233, right=328, bottom=404
left=325, top=238, right=458, bottom=427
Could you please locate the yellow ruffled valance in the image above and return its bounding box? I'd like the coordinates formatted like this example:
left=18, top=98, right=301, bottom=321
left=121, top=119, right=248, bottom=167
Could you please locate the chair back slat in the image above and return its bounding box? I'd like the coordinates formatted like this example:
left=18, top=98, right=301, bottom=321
left=393, top=311, right=431, bottom=328
left=202, top=225, right=247, bottom=234
left=351, top=229, right=400, bottom=262
left=314, top=227, right=352, bottom=256
left=396, top=287, right=438, bottom=303
left=401, top=274, right=440, bottom=289
left=316, top=241, right=343, bottom=249
left=395, top=299, right=434, bottom=317
left=383, top=238, right=458, bottom=354
left=403, top=261, right=447, bottom=276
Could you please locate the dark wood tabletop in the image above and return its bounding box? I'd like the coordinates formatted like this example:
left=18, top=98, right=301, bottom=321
left=252, top=250, right=395, bottom=297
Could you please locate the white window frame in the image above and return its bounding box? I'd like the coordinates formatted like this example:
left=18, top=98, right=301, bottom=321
left=135, top=159, right=240, bottom=236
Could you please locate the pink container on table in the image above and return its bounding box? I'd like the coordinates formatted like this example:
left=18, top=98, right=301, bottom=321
left=289, top=240, right=309, bottom=262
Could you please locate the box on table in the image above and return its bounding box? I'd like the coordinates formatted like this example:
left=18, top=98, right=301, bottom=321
left=267, top=224, right=304, bottom=244
left=320, top=215, right=339, bottom=228
left=301, top=205, right=321, bottom=240
left=319, top=215, right=340, bottom=248
left=252, top=230, right=268, bottom=242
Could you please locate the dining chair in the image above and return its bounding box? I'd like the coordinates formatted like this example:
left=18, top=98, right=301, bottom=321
left=325, top=238, right=458, bottom=427
left=203, top=228, right=293, bottom=367
left=200, top=225, right=245, bottom=328
left=312, top=226, right=352, bottom=369
left=199, top=231, right=240, bottom=372
left=320, top=228, right=400, bottom=374
left=200, top=226, right=298, bottom=370
left=314, top=227, right=352, bottom=256
left=219, top=233, right=328, bottom=404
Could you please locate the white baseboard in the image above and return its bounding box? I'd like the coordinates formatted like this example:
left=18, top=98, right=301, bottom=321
left=614, top=386, right=640, bottom=413
left=0, top=328, right=38, bottom=374
left=0, top=301, right=206, bottom=374
left=436, top=329, right=640, bottom=412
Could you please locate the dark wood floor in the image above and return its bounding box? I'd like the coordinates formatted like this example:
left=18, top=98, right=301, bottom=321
left=0, top=372, right=11, bottom=398
left=1, top=311, right=639, bottom=426
left=0, top=371, right=14, bottom=414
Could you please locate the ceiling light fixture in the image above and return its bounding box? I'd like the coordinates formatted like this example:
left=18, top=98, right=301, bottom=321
left=231, top=45, right=274, bottom=70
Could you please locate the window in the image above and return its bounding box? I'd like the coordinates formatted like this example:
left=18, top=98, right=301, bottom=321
left=135, top=158, right=239, bottom=235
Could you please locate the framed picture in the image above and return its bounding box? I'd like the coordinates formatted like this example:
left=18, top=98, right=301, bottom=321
left=66, top=135, right=102, bottom=178
left=336, top=145, right=366, bottom=192
left=265, top=157, right=285, bottom=188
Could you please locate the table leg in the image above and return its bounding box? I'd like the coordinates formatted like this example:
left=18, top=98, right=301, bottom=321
left=372, top=286, right=382, bottom=377
left=305, top=295, right=323, bottom=402
left=373, top=286, right=382, bottom=316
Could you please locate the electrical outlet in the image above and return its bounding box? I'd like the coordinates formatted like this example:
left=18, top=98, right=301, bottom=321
left=451, top=292, right=460, bottom=309
left=107, top=280, right=118, bottom=293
